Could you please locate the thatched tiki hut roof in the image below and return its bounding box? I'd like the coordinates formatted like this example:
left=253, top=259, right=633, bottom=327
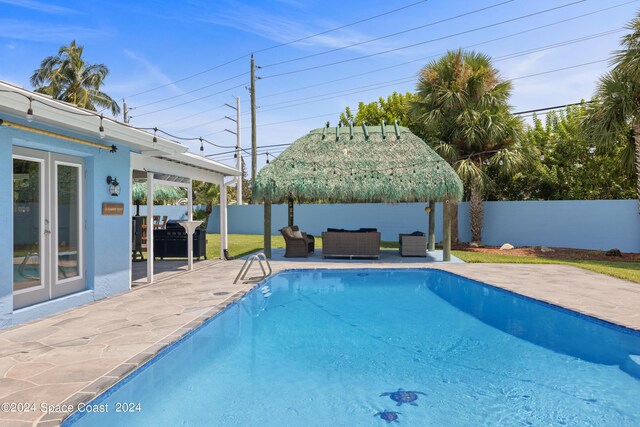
left=253, top=123, right=463, bottom=261
left=253, top=123, right=462, bottom=203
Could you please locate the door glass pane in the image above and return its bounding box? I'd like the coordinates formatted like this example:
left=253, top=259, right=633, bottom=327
left=57, top=164, right=80, bottom=280
left=13, top=158, right=42, bottom=291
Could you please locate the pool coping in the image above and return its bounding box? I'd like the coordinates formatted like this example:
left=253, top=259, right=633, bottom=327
left=44, top=286, right=255, bottom=427
left=60, top=267, right=640, bottom=426
left=60, top=280, right=267, bottom=426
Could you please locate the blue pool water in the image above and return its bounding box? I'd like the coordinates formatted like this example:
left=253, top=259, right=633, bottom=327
left=66, top=269, right=640, bottom=426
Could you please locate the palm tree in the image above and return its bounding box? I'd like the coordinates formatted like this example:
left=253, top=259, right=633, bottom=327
left=192, top=181, right=221, bottom=230
left=586, top=14, right=640, bottom=212
left=30, top=40, right=120, bottom=116
left=411, top=49, right=528, bottom=243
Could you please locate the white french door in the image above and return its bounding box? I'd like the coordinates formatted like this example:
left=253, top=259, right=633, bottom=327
left=12, top=147, right=85, bottom=309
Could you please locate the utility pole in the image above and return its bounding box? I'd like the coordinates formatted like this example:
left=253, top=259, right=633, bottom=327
left=123, top=99, right=129, bottom=124
left=224, top=97, right=242, bottom=205
left=235, top=96, right=242, bottom=205
left=250, top=54, right=257, bottom=203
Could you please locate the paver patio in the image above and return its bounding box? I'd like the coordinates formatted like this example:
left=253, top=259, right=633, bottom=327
left=0, top=259, right=638, bottom=426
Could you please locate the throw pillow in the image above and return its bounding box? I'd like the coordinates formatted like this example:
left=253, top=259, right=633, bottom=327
left=292, top=230, right=303, bottom=239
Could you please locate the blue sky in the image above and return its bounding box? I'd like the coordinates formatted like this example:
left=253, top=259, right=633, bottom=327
left=0, top=0, right=636, bottom=171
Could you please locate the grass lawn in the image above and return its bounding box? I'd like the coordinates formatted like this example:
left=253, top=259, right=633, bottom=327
left=205, top=233, right=640, bottom=284
left=452, top=250, right=640, bottom=284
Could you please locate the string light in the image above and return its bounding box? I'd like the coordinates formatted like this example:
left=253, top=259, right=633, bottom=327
left=266, top=152, right=270, bottom=164
left=26, top=97, right=33, bottom=122
left=153, top=127, right=158, bottom=143
left=588, top=144, right=596, bottom=154
left=199, top=137, right=204, bottom=152
left=99, top=115, right=105, bottom=139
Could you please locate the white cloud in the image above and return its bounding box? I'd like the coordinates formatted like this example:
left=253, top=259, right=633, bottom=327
left=123, top=49, right=187, bottom=97
left=0, top=0, right=79, bottom=15
left=196, top=1, right=398, bottom=55
left=0, top=19, right=105, bottom=42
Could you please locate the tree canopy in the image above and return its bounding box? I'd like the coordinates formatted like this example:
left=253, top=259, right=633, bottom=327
left=585, top=12, right=640, bottom=211
left=31, top=40, right=120, bottom=116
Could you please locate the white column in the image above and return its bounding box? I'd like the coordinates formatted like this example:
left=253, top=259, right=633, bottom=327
left=129, top=164, right=133, bottom=289
left=220, top=177, right=228, bottom=260
left=146, top=172, right=154, bottom=284
left=187, top=179, right=194, bottom=271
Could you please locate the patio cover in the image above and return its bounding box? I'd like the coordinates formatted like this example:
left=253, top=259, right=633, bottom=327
left=252, top=123, right=463, bottom=260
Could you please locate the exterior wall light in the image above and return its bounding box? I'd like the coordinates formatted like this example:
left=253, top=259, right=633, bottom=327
left=26, top=97, right=34, bottom=122
left=106, top=176, right=120, bottom=196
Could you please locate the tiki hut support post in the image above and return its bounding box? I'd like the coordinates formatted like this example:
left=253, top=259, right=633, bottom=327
left=287, top=197, right=294, bottom=227
left=428, top=201, right=436, bottom=251
left=264, top=199, right=272, bottom=258
left=442, top=199, right=452, bottom=261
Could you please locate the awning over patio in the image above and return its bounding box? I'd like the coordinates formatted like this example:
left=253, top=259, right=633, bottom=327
left=131, top=152, right=240, bottom=284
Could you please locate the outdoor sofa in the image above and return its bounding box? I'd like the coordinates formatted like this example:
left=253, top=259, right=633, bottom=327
left=321, top=228, right=381, bottom=259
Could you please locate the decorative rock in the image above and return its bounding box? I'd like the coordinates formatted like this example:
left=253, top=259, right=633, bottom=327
left=500, top=243, right=514, bottom=251
left=540, top=246, right=555, bottom=253
left=605, top=248, right=623, bottom=257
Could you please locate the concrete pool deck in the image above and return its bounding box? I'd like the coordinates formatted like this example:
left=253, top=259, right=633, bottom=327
left=0, top=260, right=638, bottom=426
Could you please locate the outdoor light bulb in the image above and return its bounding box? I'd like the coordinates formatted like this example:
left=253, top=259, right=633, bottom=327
left=99, top=125, right=105, bottom=139
left=26, top=107, right=33, bottom=122
left=499, top=160, right=504, bottom=166
left=588, top=144, right=596, bottom=154
left=540, top=154, right=545, bottom=161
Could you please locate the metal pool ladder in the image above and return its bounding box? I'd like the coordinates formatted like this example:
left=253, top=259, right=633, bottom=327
left=234, top=252, right=272, bottom=284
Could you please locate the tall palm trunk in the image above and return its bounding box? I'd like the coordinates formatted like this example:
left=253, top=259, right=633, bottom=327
left=470, top=184, right=484, bottom=242
left=634, top=119, right=640, bottom=214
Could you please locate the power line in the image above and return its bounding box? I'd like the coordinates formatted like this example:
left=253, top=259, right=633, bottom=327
left=158, top=103, right=226, bottom=127
left=125, top=0, right=430, bottom=99
left=133, top=82, right=248, bottom=118
left=258, top=1, right=636, bottom=100
left=134, top=72, right=247, bottom=109
left=255, top=59, right=607, bottom=114
left=171, top=116, right=227, bottom=133
left=516, top=101, right=593, bottom=115
left=261, top=0, right=515, bottom=68
left=258, top=29, right=620, bottom=111
left=206, top=100, right=598, bottom=159
left=260, top=0, right=587, bottom=79
left=132, top=0, right=632, bottom=128
left=260, top=77, right=416, bottom=109
left=511, top=59, right=607, bottom=80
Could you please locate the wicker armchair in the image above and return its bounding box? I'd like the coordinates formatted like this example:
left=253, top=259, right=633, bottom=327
left=280, top=226, right=315, bottom=258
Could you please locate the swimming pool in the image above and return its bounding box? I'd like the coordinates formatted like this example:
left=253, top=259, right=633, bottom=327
left=65, top=269, right=640, bottom=426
